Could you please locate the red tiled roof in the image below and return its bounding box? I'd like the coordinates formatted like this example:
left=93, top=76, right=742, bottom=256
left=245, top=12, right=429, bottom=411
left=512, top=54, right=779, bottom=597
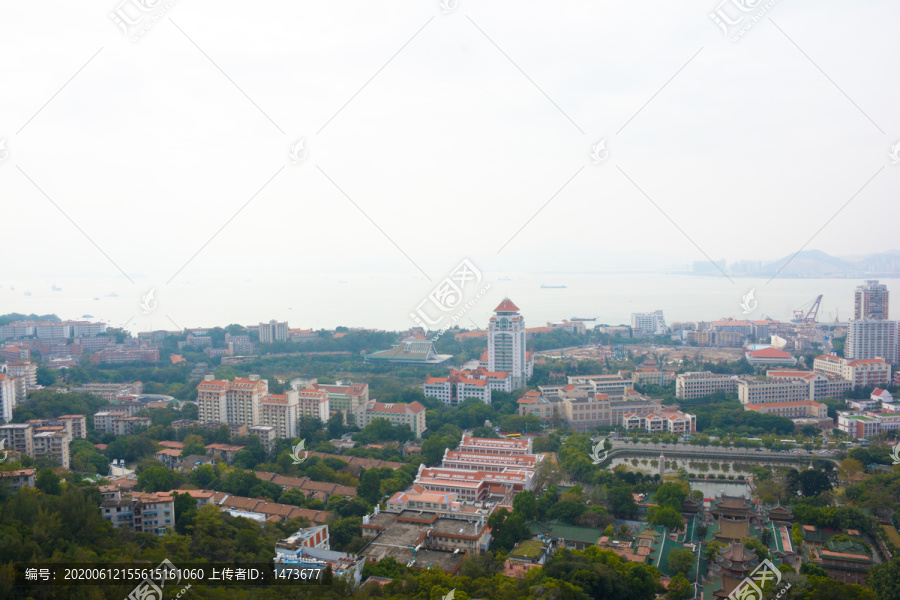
left=748, top=347, right=793, bottom=358
left=494, top=298, right=520, bottom=312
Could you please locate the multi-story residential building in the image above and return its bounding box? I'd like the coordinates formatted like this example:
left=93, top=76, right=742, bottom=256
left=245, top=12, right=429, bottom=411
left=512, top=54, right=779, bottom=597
left=488, top=299, right=530, bottom=389
left=32, top=430, right=70, bottom=469
left=745, top=400, right=828, bottom=419
left=205, top=443, right=245, bottom=464
left=296, top=389, right=330, bottom=423
left=813, top=355, right=892, bottom=387
left=0, top=373, right=16, bottom=422
left=225, top=333, right=253, bottom=355
left=260, top=390, right=300, bottom=439
left=546, top=320, right=587, bottom=335
left=675, top=371, right=739, bottom=400
left=854, top=280, right=889, bottom=320
left=100, top=491, right=175, bottom=535
left=354, top=401, right=427, bottom=438
left=248, top=425, right=277, bottom=454
left=90, top=345, right=160, bottom=364
left=259, top=320, right=289, bottom=343
left=72, top=382, right=144, bottom=403
left=308, top=381, right=368, bottom=425
left=845, top=320, right=898, bottom=364
left=440, top=449, right=541, bottom=474
left=5, top=361, right=37, bottom=387
left=0, top=345, right=29, bottom=361
left=196, top=375, right=268, bottom=427
left=631, top=310, right=667, bottom=335
left=112, top=416, right=152, bottom=436
left=93, top=411, right=129, bottom=434
left=71, top=321, right=107, bottom=337
left=27, top=416, right=87, bottom=440
left=0, top=468, right=35, bottom=489
left=0, top=423, right=34, bottom=458
left=623, top=408, right=697, bottom=434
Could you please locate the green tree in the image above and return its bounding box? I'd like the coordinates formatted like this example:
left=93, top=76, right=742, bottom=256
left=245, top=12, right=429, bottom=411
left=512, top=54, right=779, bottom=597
left=137, top=466, right=178, bottom=492
left=512, top=490, right=538, bottom=521
left=870, top=558, right=900, bottom=600
left=655, top=481, right=689, bottom=511
left=648, top=506, right=684, bottom=531
left=36, top=469, right=61, bottom=495
left=358, top=469, right=382, bottom=505
left=607, top=486, right=637, bottom=518
left=668, top=548, right=695, bottom=577
left=667, top=573, right=692, bottom=600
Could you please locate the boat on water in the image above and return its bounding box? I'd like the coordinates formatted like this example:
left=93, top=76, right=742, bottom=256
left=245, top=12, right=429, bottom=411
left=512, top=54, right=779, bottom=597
left=540, top=284, right=567, bottom=289
left=570, top=317, right=596, bottom=321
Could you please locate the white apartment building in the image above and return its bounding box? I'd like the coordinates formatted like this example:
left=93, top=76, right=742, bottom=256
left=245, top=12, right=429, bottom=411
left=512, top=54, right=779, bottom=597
left=33, top=430, right=70, bottom=469
left=296, top=389, right=330, bottom=423
left=0, top=423, right=34, bottom=457
left=675, top=371, right=739, bottom=399
left=5, top=361, right=37, bottom=387
left=854, top=280, right=889, bottom=320
left=488, top=299, right=529, bottom=390
left=631, top=310, right=667, bottom=335
left=813, top=355, right=893, bottom=387
left=845, top=320, right=898, bottom=364
left=259, top=320, right=289, bottom=343
left=196, top=375, right=268, bottom=427
left=260, top=390, right=300, bottom=439
left=0, top=373, right=16, bottom=422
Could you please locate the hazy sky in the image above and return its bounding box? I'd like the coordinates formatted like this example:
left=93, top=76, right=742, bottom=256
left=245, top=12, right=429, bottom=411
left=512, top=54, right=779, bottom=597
left=1, top=1, right=899, bottom=329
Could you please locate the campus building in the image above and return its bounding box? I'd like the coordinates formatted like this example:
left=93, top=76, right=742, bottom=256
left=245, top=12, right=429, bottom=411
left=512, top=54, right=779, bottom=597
left=675, top=371, right=739, bottom=400
left=196, top=375, right=269, bottom=427
left=354, top=401, right=427, bottom=438
left=488, top=299, right=531, bottom=389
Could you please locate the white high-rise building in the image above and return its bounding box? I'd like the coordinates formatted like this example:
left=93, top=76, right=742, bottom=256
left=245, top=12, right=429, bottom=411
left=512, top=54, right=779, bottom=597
left=488, top=298, right=529, bottom=390
left=854, top=280, right=889, bottom=321
left=845, top=320, right=898, bottom=364
left=631, top=310, right=667, bottom=335
left=259, top=320, right=289, bottom=343
left=0, top=373, right=16, bottom=423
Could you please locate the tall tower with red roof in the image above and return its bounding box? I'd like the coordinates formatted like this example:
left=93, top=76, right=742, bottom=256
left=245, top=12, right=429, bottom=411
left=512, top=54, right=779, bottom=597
left=488, top=298, right=528, bottom=389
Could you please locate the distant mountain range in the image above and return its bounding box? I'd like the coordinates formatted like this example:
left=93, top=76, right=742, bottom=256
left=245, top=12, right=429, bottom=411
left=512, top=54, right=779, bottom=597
left=701, top=250, right=900, bottom=278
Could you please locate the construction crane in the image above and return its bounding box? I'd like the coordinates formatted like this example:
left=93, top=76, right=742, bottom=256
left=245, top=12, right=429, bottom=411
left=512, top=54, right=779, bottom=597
left=792, top=295, right=823, bottom=324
